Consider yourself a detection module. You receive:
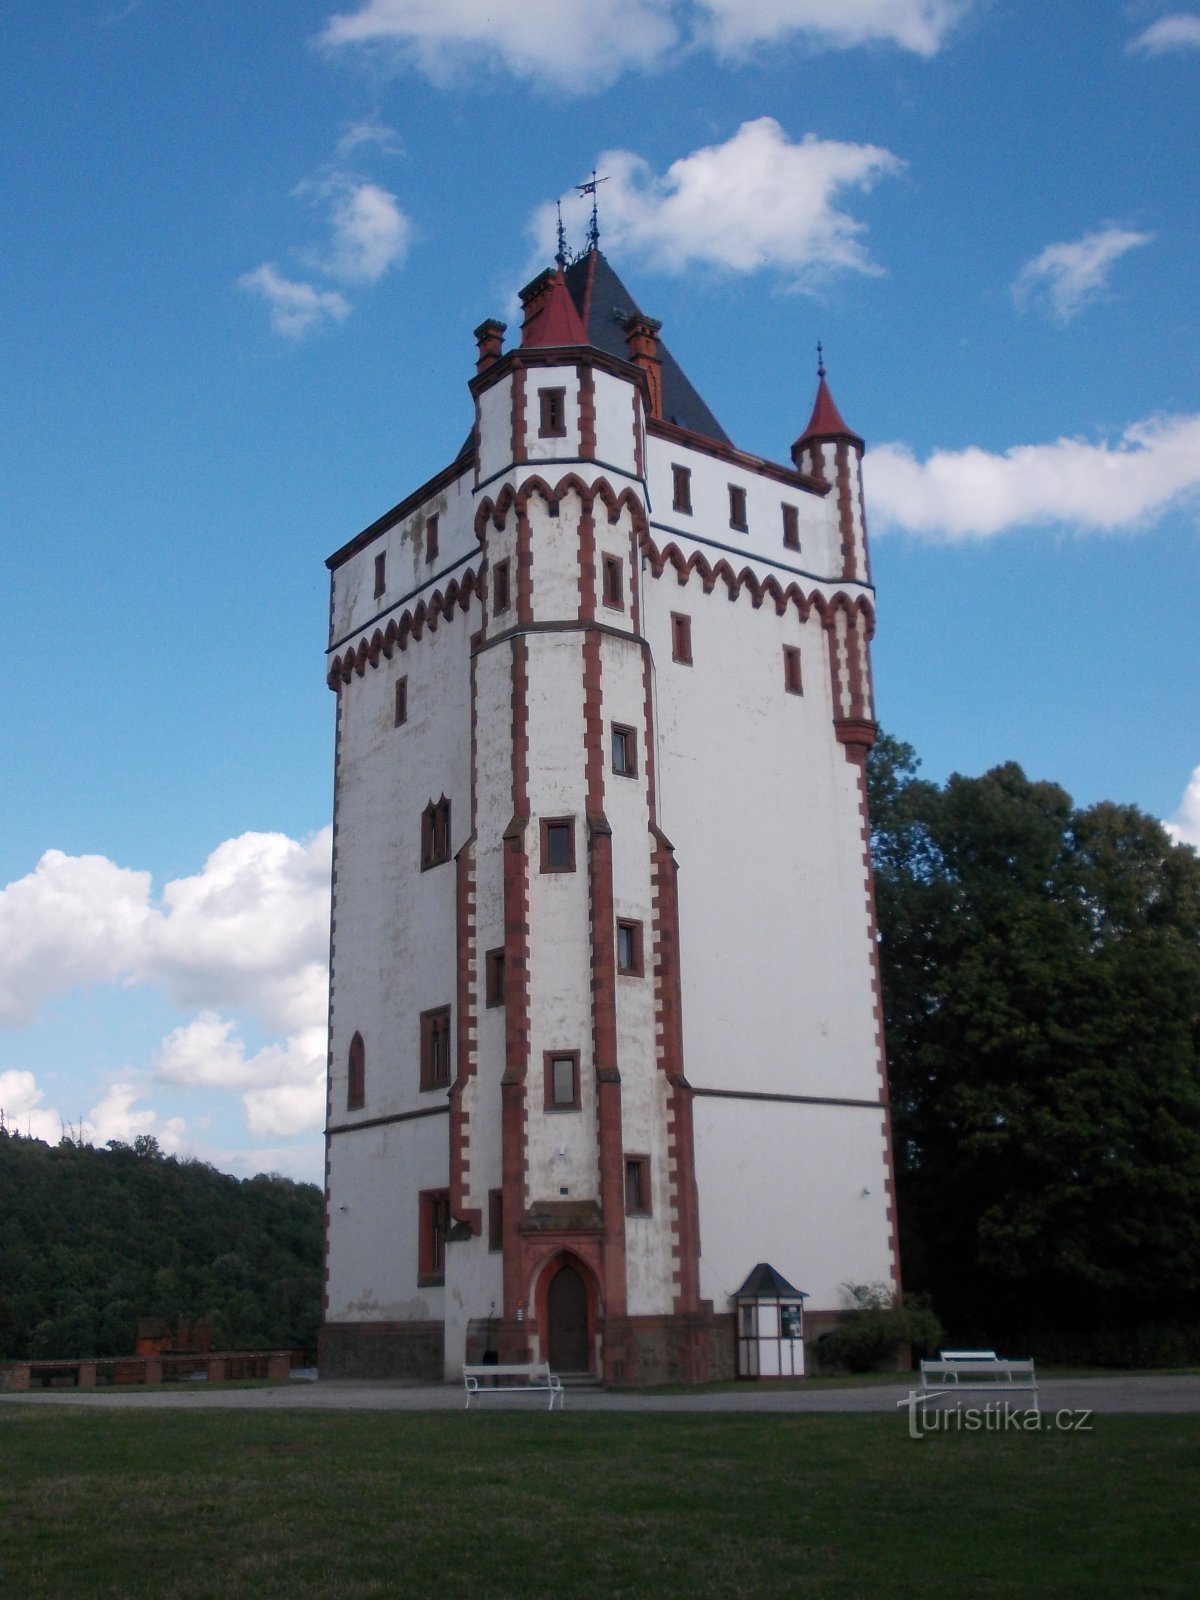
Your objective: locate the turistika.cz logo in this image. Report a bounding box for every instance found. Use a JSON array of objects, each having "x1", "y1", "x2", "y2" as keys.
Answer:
[{"x1": 898, "y1": 1393, "x2": 1094, "y2": 1440}]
